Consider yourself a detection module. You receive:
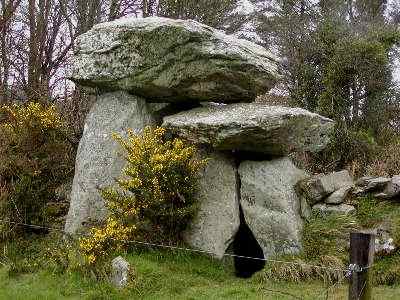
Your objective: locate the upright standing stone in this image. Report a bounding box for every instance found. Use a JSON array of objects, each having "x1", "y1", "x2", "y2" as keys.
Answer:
[
  {"x1": 184, "y1": 151, "x2": 240, "y2": 259},
  {"x1": 65, "y1": 91, "x2": 155, "y2": 234},
  {"x1": 239, "y1": 157, "x2": 308, "y2": 259}
]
